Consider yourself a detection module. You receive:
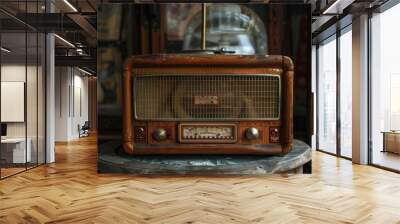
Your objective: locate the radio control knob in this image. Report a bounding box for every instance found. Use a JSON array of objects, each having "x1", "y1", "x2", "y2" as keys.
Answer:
[
  {"x1": 246, "y1": 127, "x2": 259, "y2": 140},
  {"x1": 153, "y1": 128, "x2": 167, "y2": 141}
]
